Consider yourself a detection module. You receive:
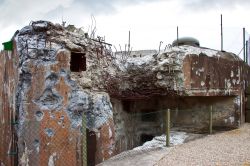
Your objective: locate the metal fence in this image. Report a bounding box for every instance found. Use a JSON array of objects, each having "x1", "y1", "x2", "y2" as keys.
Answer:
[
  {"x1": 0, "y1": 96, "x2": 232, "y2": 166},
  {"x1": 0, "y1": 113, "x2": 88, "y2": 166}
]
